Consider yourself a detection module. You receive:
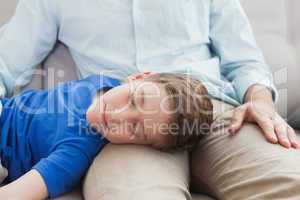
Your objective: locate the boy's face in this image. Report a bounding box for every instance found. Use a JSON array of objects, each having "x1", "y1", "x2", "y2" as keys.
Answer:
[{"x1": 86, "y1": 73, "x2": 173, "y2": 147}]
